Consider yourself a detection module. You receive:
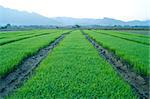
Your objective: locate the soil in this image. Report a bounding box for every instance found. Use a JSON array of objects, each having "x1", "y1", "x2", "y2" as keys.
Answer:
[{"x1": 82, "y1": 30, "x2": 149, "y2": 99}]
